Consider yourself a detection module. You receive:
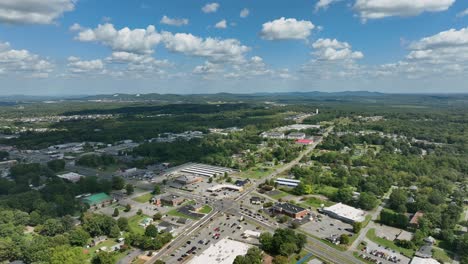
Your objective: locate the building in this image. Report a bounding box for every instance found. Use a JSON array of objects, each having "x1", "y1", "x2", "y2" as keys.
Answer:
[
  {"x1": 57, "y1": 172, "x2": 84, "y2": 183},
  {"x1": 261, "y1": 132, "x2": 285, "y2": 139},
  {"x1": 242, "y1": 230, "x2": 261, "y2": 238},
  {"x1": 235, "y1": 179, "x2": 250, "y2": 187},
  {"x1": 82, "y1": 193, "x2": 112, "y2": 206},
  {"x1": 410, "y1": 257, "x2": 440, "y2": 264},
  {"x1": 152, "y1": 195, "x2": 185, "y2": 207},
  {"x1": 275, "y1": 178, "x2": 300, "y2": 187},
  {"x1": 188, "y1": 238, "x2": 251, "y2": 264},
  {"x1": 175, "y1": 175, "x2": 203, "y2": 185},
  {"x1": 250, "y1": 196, "x2": 263, "y2": 205},
  {"x1": 207, "y1": 184, "x2": 243, "y2": 192},
  {"x1": 415, "y1": 245, "x2": 433, "y2": 258},
  {"x1": 287, "y1": 132, "x2": 306, "y2": 140},
  {"x1": 410, "y1": 211, "x2": 424, "y2": 227},
  {"x1": 322, "y1": 203, "x2": 366, "y2": 223},
  {"x1": 296, "y1": 139, "x2": 314, "y2": 145},
  {"x1": 180, "y1": 163, "x2": 233, "y2": 178},
  {"x1": 273, "y1": 203, "x2": 309, "y2": 219}
]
